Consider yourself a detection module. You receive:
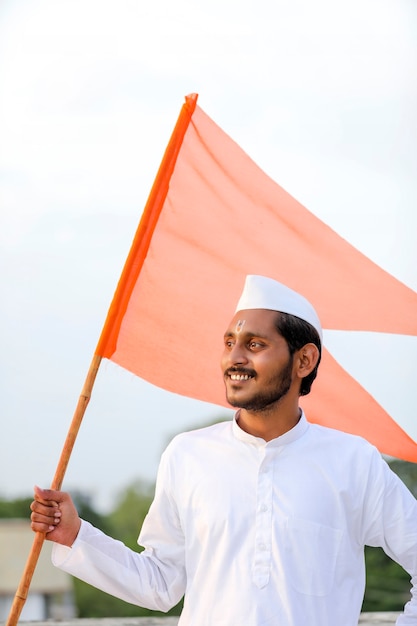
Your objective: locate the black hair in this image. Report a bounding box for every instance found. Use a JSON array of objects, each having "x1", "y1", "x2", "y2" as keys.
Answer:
[{"x1": 274, "y1": 312, "x2": 322, "y2": 396}]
